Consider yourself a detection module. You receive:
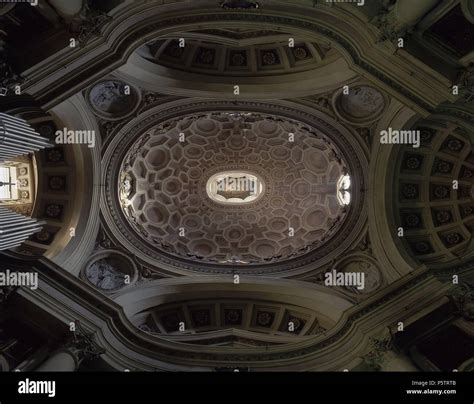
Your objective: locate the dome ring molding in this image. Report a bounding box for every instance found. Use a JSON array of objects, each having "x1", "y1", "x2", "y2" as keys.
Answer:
[{"x1": 101, "y1": 99, "x2": 368, "y2": 277}]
